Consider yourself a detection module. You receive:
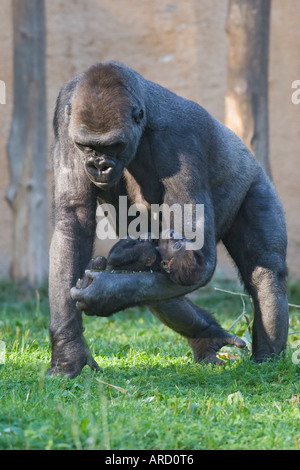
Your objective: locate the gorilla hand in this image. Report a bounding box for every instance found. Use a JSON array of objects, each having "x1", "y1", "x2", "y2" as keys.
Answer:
[{"x1": 70, "y1": 270, "x2": 191, "y2": 316}]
